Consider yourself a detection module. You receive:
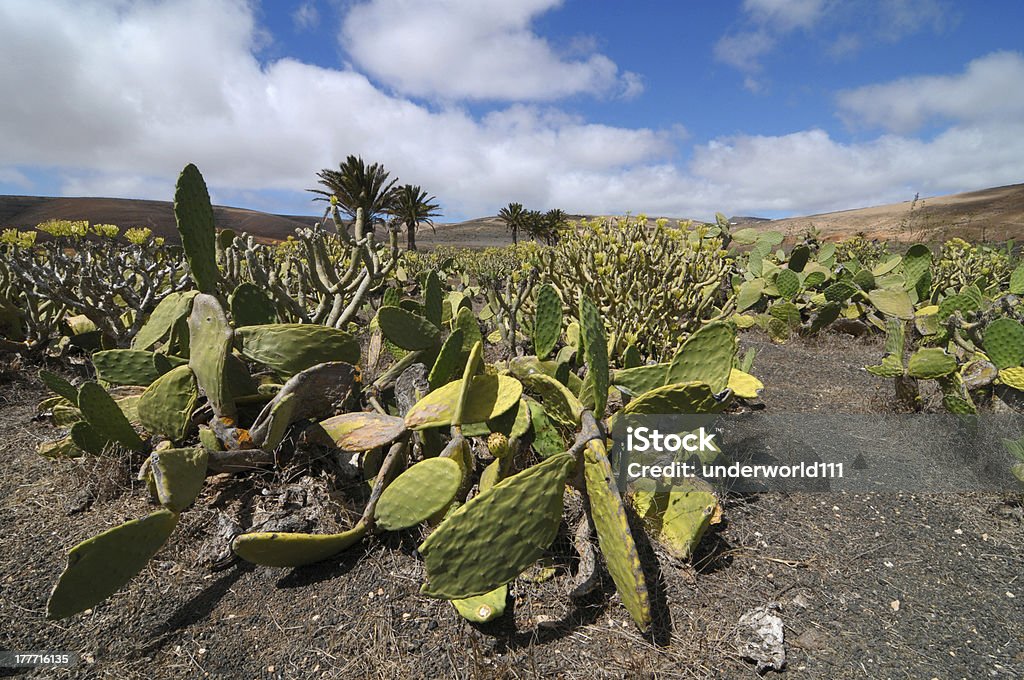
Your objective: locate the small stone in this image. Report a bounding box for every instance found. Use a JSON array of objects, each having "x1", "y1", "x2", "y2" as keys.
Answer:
[{"x1": 890, "y1": 600, "x2": 900, "y2": 612}]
